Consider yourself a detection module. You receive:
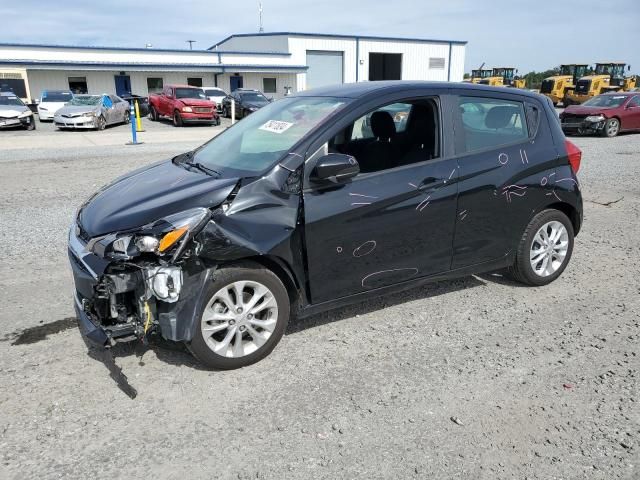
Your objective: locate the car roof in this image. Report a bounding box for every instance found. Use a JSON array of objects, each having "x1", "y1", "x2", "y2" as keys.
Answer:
[
  {"x1": 600, "y1": 91, "x2": 636, "y2": 96},
  {"x1": 294, "y1": 81, "x2": 544, "y2": 100},
  {"x1": 169, "y1": 84, "x2": 201, "y2": 88}
]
